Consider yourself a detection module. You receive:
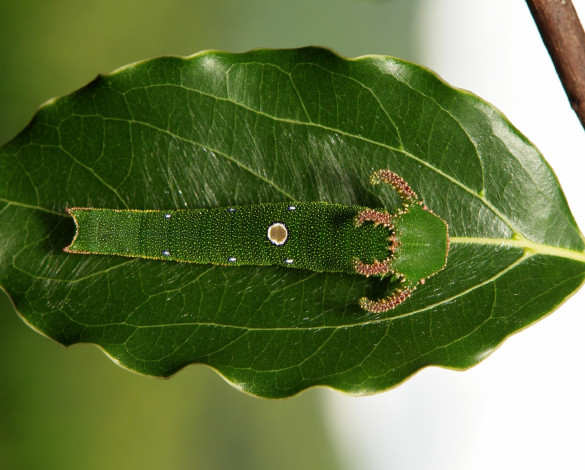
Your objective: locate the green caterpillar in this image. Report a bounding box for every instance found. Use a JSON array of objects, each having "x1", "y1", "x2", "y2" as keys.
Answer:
[{"x1": 65, "y1": 170, "x2": 449, "y2": 313}]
